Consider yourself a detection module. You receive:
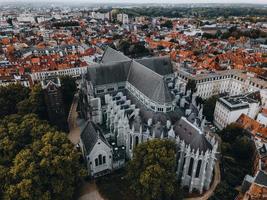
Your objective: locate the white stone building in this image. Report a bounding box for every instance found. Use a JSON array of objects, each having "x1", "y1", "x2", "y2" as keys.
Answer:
[
  {"x1": 79, "y1": 121, "x2": 113, "y2": 177},
  {"x1": 177, "y1": 68, "x2": 267, "y2": 99},
  {"x1": 214, "y1": 92, "x2": 261, "y2": 130},
  {"x1": 30, "y1": 66, "x2": 88, "y2": 81}
]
